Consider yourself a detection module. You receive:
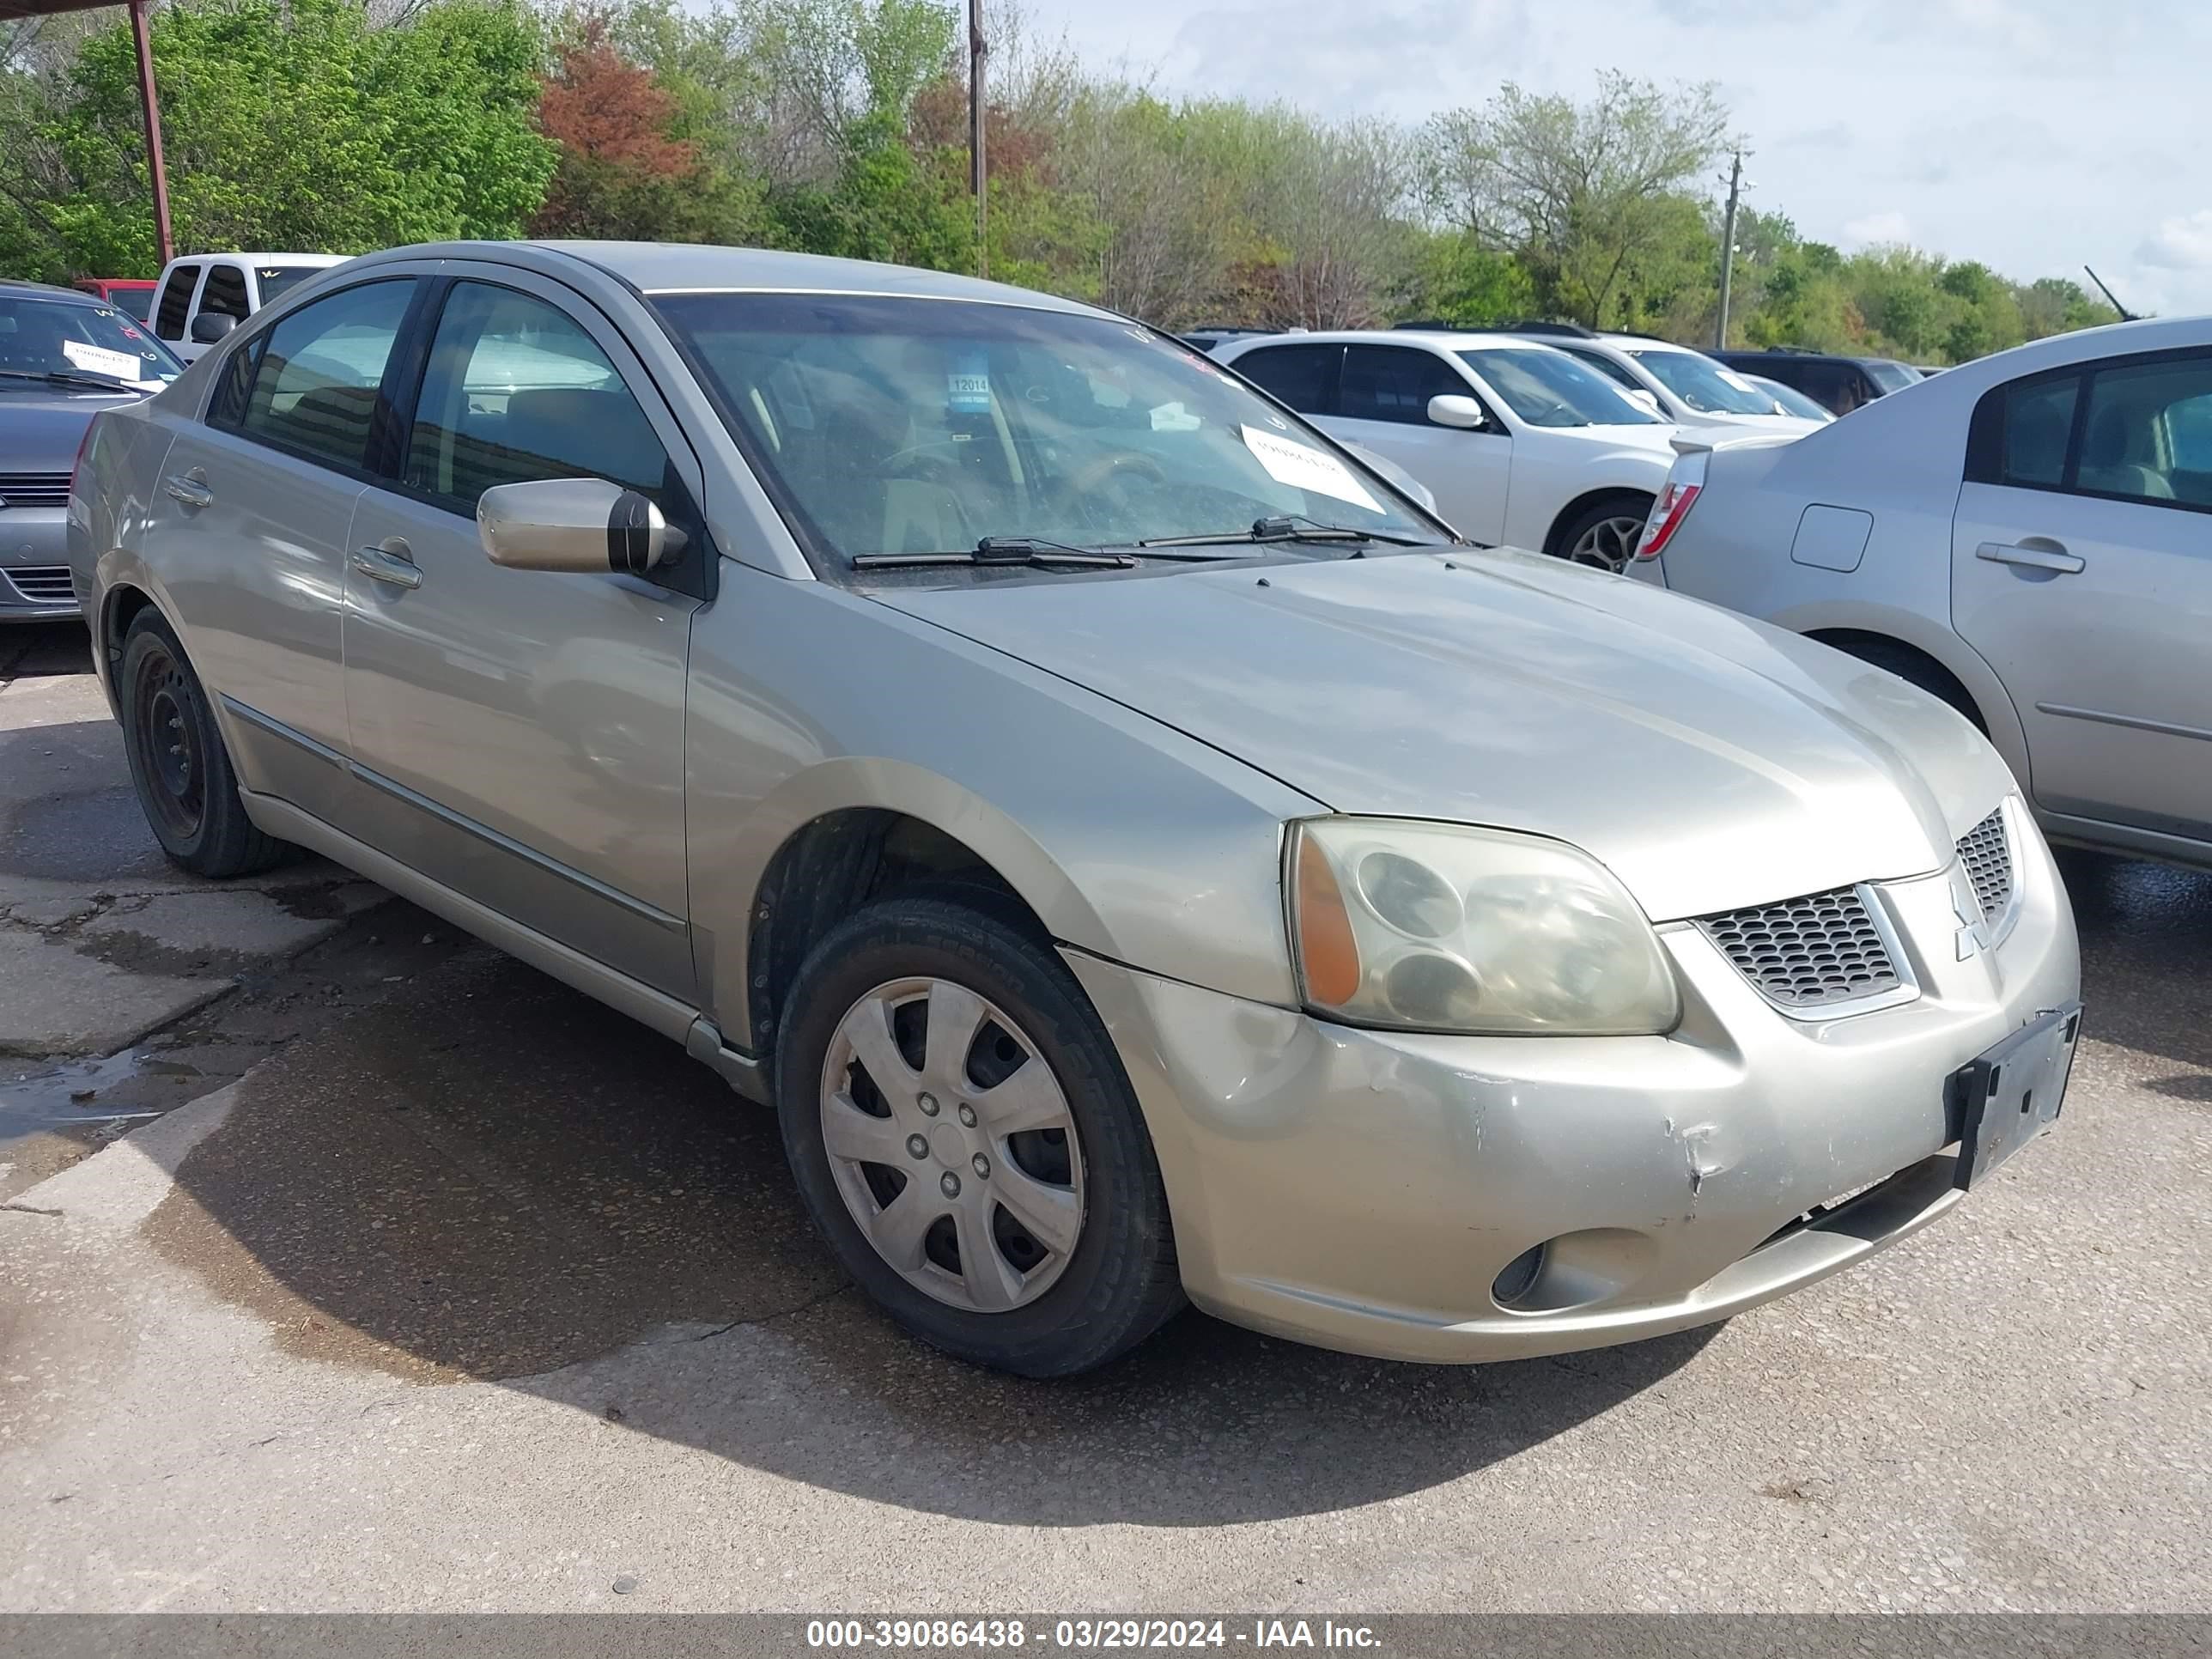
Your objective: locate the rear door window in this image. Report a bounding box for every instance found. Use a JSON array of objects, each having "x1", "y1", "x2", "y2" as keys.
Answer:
[
  {"x1": 235, "y1": 280, "x2": 417, "y2": 473},
  {"x1": 154, "y1": 265, "x2": 200, "y2": 340},
  {"x1": 198, "y1": 264, "x2": 250, "y2": 321},
  {"x1": 1340, "y1": 345, "x2": 1472, "y2": 425},
  {"x1": 2074, "y1": 354, "x2": 2212, "y2": 508},
  {"x1": 1231, "y1": 343, "x2": 1341, "y2": 414}
]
